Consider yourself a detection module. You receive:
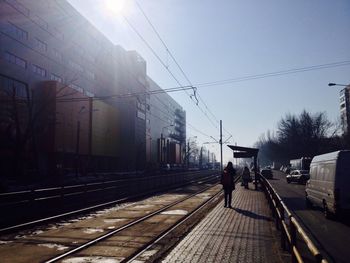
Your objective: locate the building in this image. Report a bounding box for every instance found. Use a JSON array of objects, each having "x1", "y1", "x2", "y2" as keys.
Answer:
[
  {"x1": 35, "y1": 81, "x2": 120, "y2": 175},
  {"x1": 339, "y1": 85, "x2": 350, "y2": 135},
  {"x1": 0, "y1": 0, "x2": 185, "y2": 176},
  {"x1": 147, "y1": 77, "x2": 186, "y2": 168}
]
